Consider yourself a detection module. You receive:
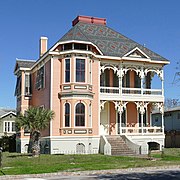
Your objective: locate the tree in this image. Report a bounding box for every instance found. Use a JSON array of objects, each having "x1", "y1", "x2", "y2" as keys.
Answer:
[
  {"x1": 16, "y1": 107, "x2": 55, "y2": 156},
  {"x1": 165, "y1": 98, "x2": 179, "y2": 108}
]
